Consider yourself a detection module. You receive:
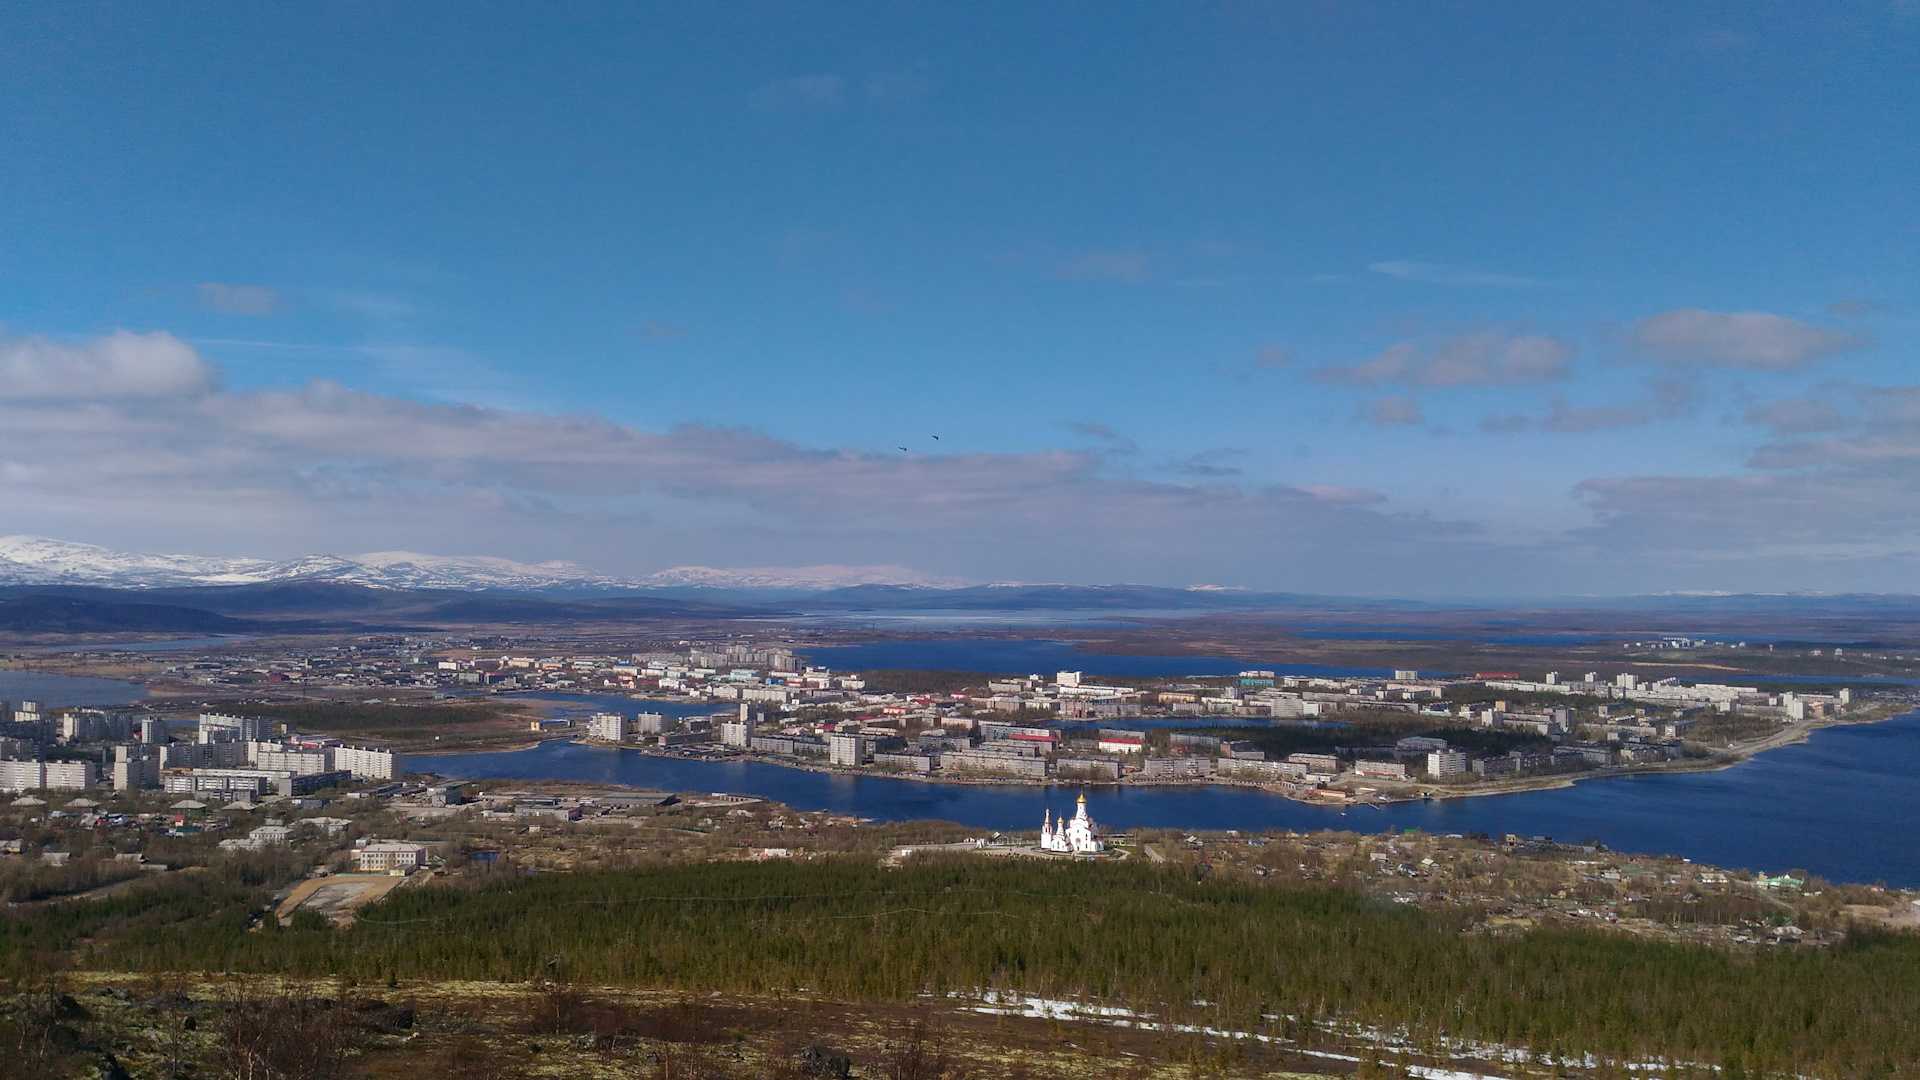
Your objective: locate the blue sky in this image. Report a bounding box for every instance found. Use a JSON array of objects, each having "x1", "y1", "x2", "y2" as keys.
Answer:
[{"x1": 2, "y1": 3, "x2": 1917, "y2": 594}]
